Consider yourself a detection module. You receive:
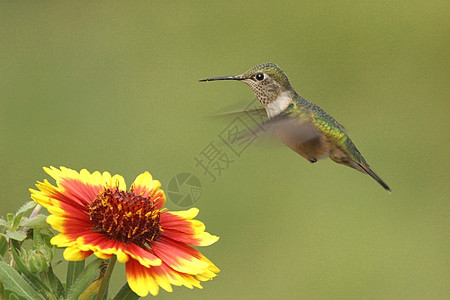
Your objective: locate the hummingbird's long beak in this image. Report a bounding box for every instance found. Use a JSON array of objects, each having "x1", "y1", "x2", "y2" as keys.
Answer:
[{"x1": 199, "y1": 75, "x2": 244, "y2": 82}]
